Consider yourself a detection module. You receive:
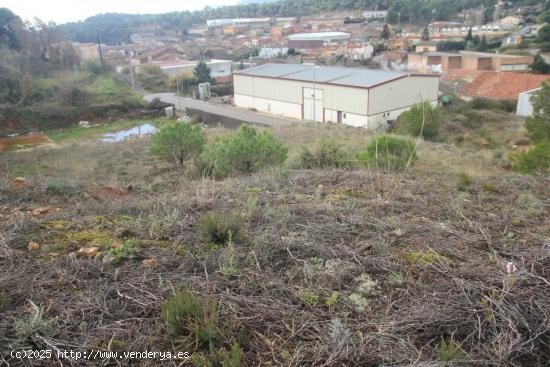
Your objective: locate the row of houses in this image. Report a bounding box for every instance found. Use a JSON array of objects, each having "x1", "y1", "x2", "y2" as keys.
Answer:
[
  {"x1": 428, "y1": 16, "x2": 524, "y2": 35},
  {"x1": 408, "y1": 51, "x2": 534, "y2": 73}
]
